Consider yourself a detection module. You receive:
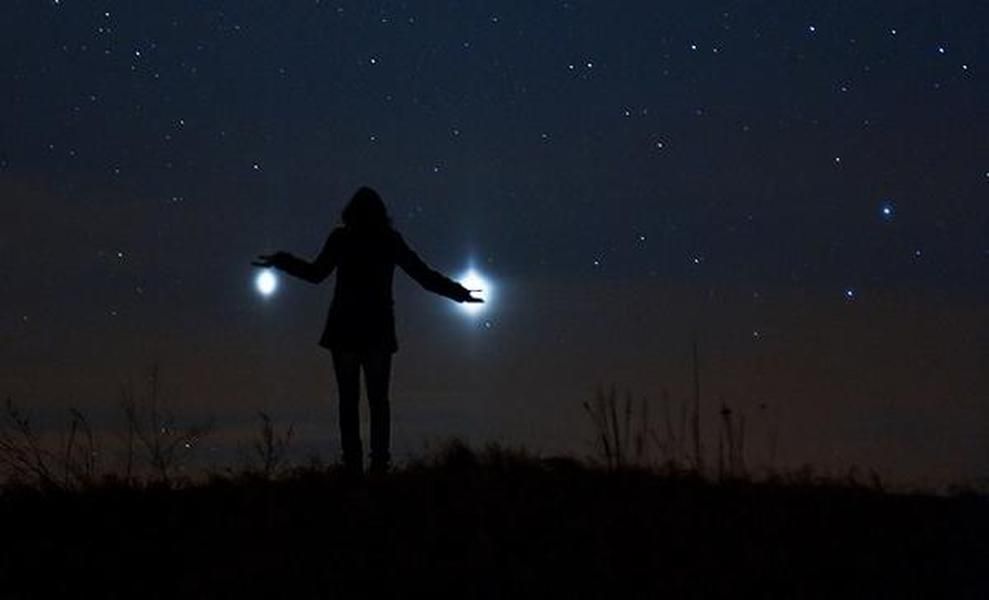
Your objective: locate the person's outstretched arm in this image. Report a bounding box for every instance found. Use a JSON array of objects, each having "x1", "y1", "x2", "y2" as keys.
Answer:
[
  {"x1": 395, "y1": 233, "x2": 476, "y2": 302},
  {"x1": 253, "y1": 228, "x2": 342, "y2": 284}
]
